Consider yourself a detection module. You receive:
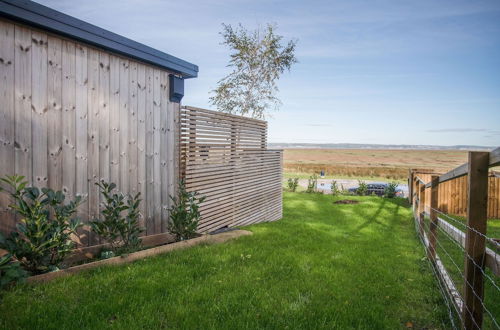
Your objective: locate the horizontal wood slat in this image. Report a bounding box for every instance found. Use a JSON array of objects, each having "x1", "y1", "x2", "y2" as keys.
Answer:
[
  {"x1": 414, "y1": 171, "x2": 500, "y2": 219},
  {"x1": 180, "y1": 106, "x2": 282, "y2": 233}
]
